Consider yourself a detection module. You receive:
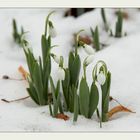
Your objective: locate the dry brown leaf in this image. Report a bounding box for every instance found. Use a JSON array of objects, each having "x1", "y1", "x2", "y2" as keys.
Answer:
[
  {"x1": 56, "y1": 113, "x2": 69, "y2": 121},
  {"x1": 79, "y1": 35, "x2": 92, "y2": 45},
  {"x1": 107, "y1": 105, "x2": 135, "y2": 118},
  {"x1": 18, "y1": 66, "x2": 29, "y2": 79},
  {"x1": 74, "y1": 34, "x2": 92, "y2": 45},
  {"x1": 115, "y1": 11, "x2": 129, "y2": 20}
]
